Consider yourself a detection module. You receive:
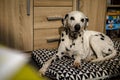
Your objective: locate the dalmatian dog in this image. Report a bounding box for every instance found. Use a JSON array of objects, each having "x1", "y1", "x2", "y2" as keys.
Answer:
[{"x1": 39, "y1": 11, "x2": 117, "y2": 75}]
